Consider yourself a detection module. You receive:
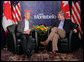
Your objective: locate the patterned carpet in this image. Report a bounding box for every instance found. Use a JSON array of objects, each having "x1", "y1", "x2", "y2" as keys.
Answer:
[{"x1": 1, "y1": 48, "x2": 83, "y2": 61}]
